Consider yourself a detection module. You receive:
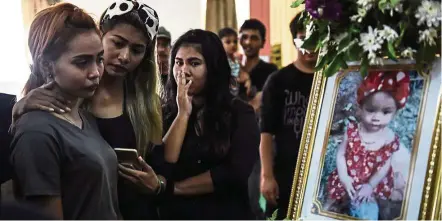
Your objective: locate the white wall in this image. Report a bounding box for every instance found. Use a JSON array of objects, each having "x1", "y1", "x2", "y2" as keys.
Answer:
[
  {"x1": 0, "y1": 0, "x2": 248, "y2": 96},
  {"x1": 0, "y1": 1, "x2": 28, "y2": 96},
  {"x1": 66, "y1": 0, "x2": 204, "y2": 42}
]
